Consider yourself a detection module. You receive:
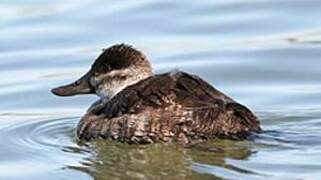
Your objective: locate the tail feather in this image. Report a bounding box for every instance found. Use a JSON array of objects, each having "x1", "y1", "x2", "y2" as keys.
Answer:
[{"x1": 226, "y1": 103, "x2": 261, "y2": 132}]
